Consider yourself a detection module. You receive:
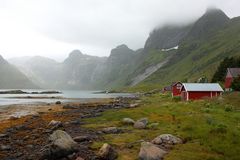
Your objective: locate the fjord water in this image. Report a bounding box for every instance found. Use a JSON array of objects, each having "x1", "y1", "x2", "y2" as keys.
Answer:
[{"x1": 0, "y1": 89, "x2": 133, "y2": 106}]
